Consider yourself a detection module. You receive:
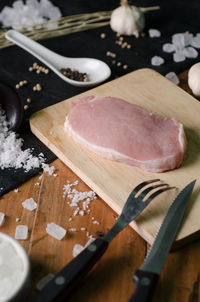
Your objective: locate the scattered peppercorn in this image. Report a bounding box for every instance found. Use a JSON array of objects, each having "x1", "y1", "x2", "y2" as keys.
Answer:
[
  {"x1": 60, "y1": 68, "x2": 88, "y2": 82},
  {"x1": 29, "y1": 63, "x2": 50, "y2": 75},
  {"x1": 100, "y1": 33, "x2": 106, "y2": 39},
  {"x1": 15, "y1": 80, "x2": 28, "y2": 89}
]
